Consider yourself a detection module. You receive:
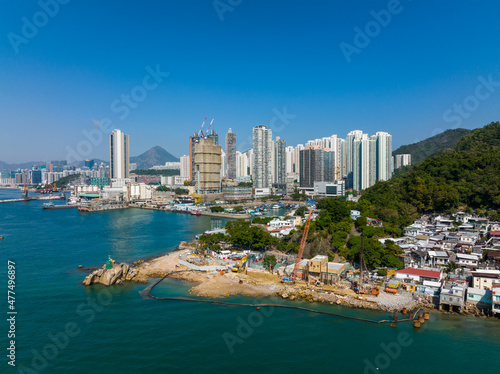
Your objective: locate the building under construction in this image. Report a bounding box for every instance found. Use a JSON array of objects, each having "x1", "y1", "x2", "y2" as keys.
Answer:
[{"x1": 194, "y1": 138, "x2": 222, "y2": 194}]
